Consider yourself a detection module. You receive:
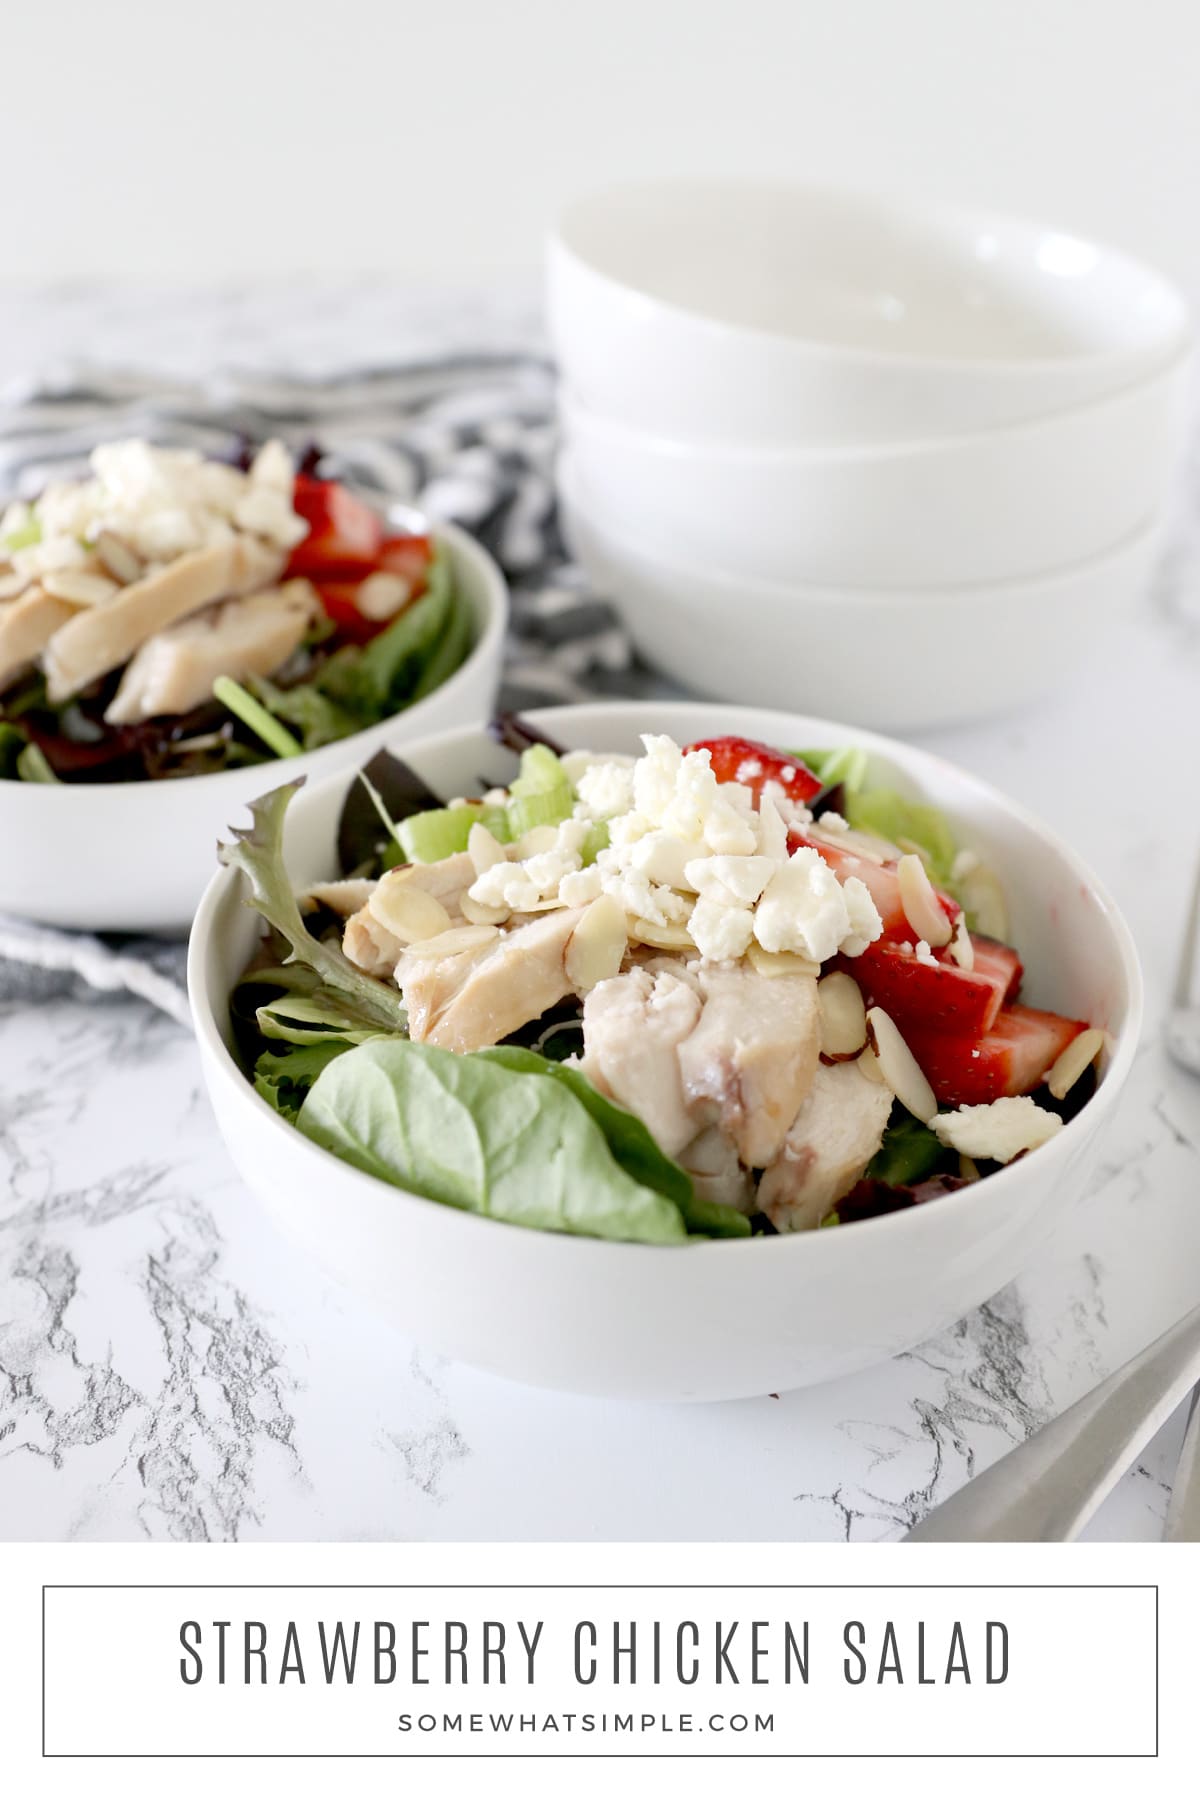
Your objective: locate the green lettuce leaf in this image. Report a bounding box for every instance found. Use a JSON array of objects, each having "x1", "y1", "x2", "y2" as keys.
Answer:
[
  {"x1": 254, "y1": 1041, "x2": 352, "y2": 1121},
  {"x1": 297, "y1": 1037, "x2": 689, "y2": 1244},
  {"x1": 845, "y1": 787, "x2": 957, "y2": 883},
  {"x1": 217, "y1": 781, "x2": 408, "y2": 1033}
]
